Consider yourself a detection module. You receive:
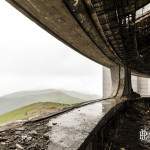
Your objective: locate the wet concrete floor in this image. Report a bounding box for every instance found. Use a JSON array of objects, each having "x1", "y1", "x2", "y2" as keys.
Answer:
[
  {"x1": 91, "y1": 98, "x2": 150, "y2": 150},
  {"x1": 0, "y1": 98, "x2": 150, "y2": 150},
  {"x1": 0, "y1": 99, "x2": 116, "y2": 150}
]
